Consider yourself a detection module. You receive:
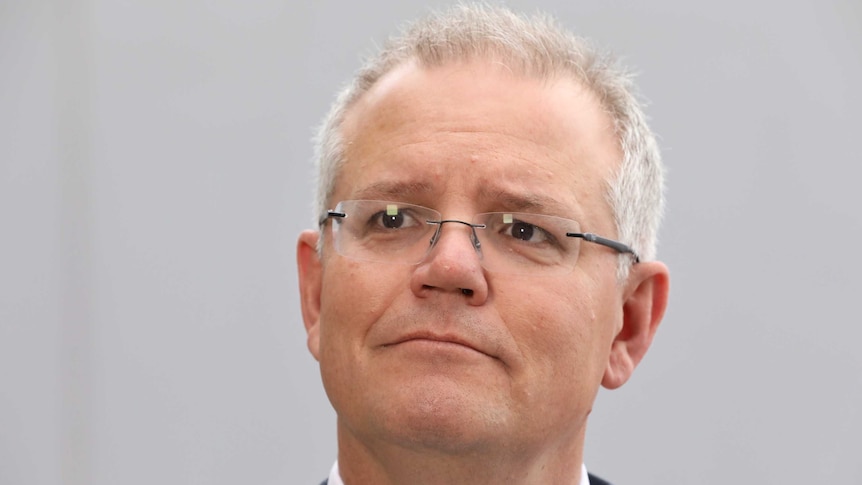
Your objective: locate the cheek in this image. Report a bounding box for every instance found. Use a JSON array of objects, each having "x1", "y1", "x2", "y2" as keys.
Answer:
[
  {"x1": 503, "y1": 283, "x2": 585, "y2": 358},
  {"x1": 316, "y1": 261, "x2": 409, "y2": 410},
  {"x1": 502, "y1": 277, "x2": 608, "y2": 382},
  {"x1": 317, "y1": 260, "x2": 407, "y2": 355}
]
